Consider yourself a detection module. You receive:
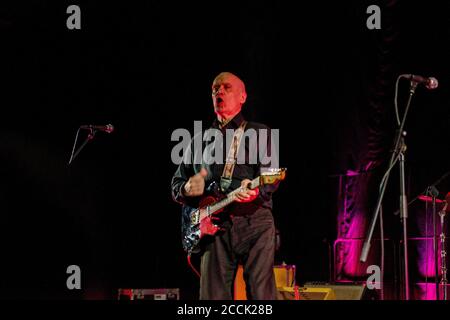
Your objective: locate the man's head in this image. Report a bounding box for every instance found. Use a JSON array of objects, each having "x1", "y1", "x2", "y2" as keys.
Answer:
[{"x1": 212, "y1": 72, "x2": 247, "y2": 120}]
